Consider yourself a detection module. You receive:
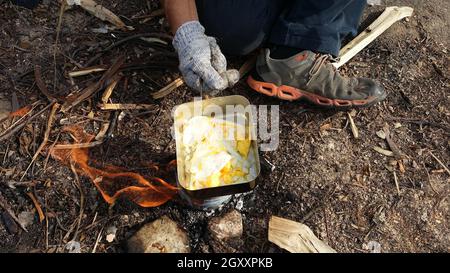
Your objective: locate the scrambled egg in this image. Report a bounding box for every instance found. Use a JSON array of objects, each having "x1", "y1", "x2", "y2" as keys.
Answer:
[{"x1": 182, "y1": 116, "x2": 257, "y2": 190}]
